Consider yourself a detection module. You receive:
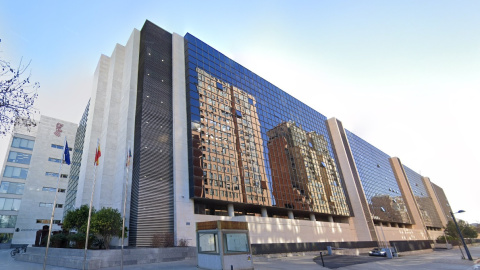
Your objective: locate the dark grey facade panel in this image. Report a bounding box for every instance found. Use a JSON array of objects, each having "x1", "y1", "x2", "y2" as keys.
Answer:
[{"x1": 130, "y1": 20, "x2": 174, "y2": 247}]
